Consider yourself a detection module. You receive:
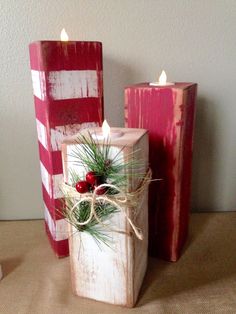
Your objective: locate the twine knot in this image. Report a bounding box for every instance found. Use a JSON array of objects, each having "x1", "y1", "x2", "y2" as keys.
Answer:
[{"x1": 62, "y1": 168, "x2": 152, "y2": 240}]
